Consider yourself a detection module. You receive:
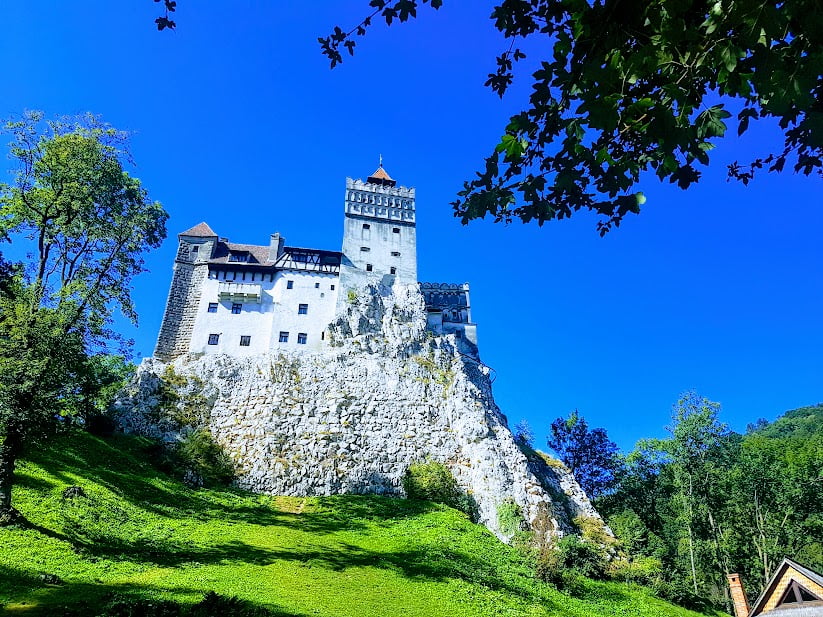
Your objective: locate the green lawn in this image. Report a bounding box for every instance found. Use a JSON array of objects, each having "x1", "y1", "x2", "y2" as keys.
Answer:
[{"x1": 1, "y1": 431, "x2": 724, "y2": 617}]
